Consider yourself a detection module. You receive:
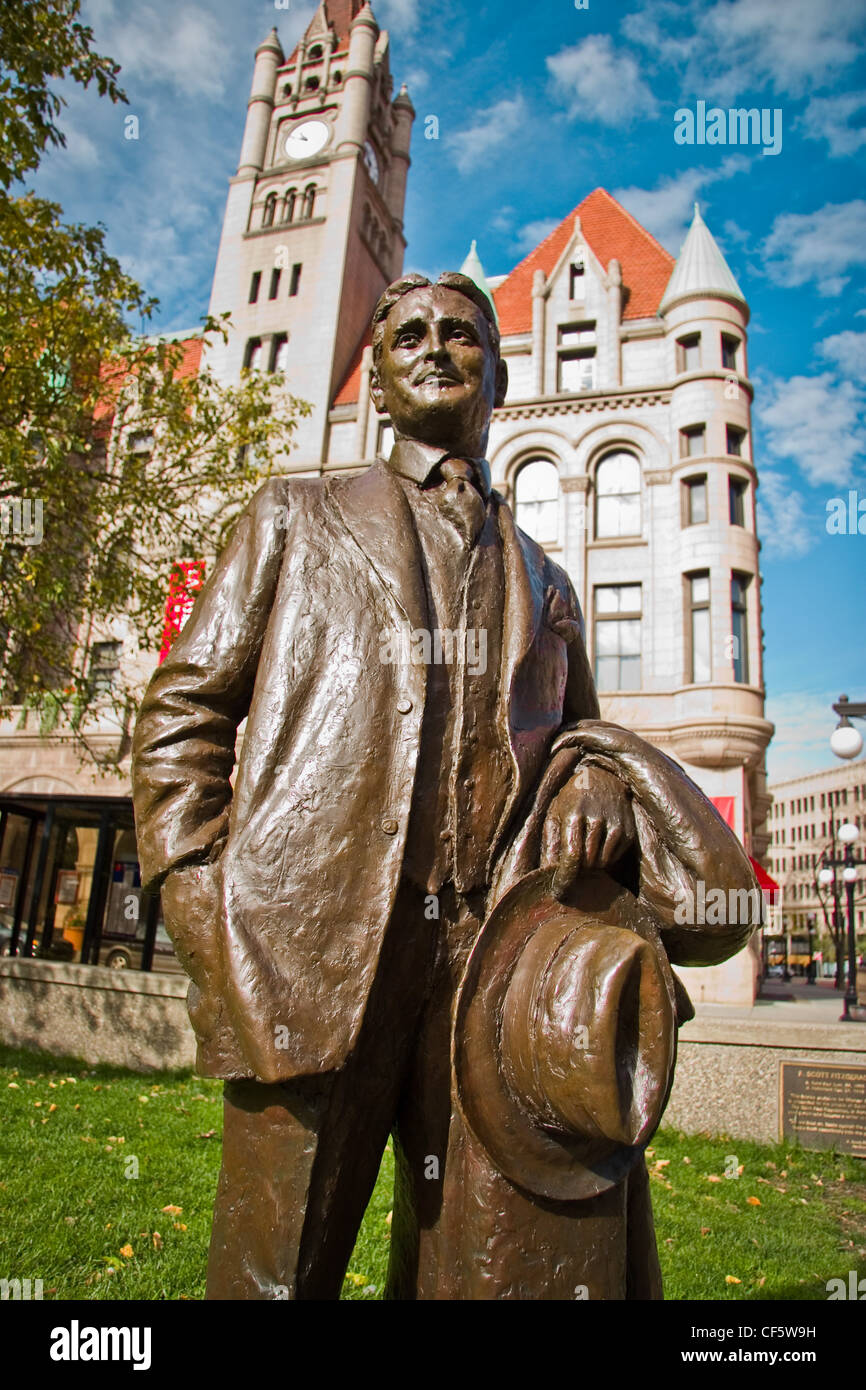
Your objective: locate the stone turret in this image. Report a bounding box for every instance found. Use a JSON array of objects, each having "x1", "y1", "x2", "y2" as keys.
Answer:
[{"x1": 238, "y1": 28, "x2": 284, "y2": 177}]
